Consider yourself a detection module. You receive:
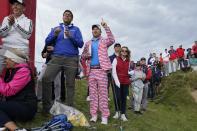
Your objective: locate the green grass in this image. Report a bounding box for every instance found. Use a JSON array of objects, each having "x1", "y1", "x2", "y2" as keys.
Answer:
[{"x1": 18, "y1": 71, "x2": 197, "y2": 131}]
